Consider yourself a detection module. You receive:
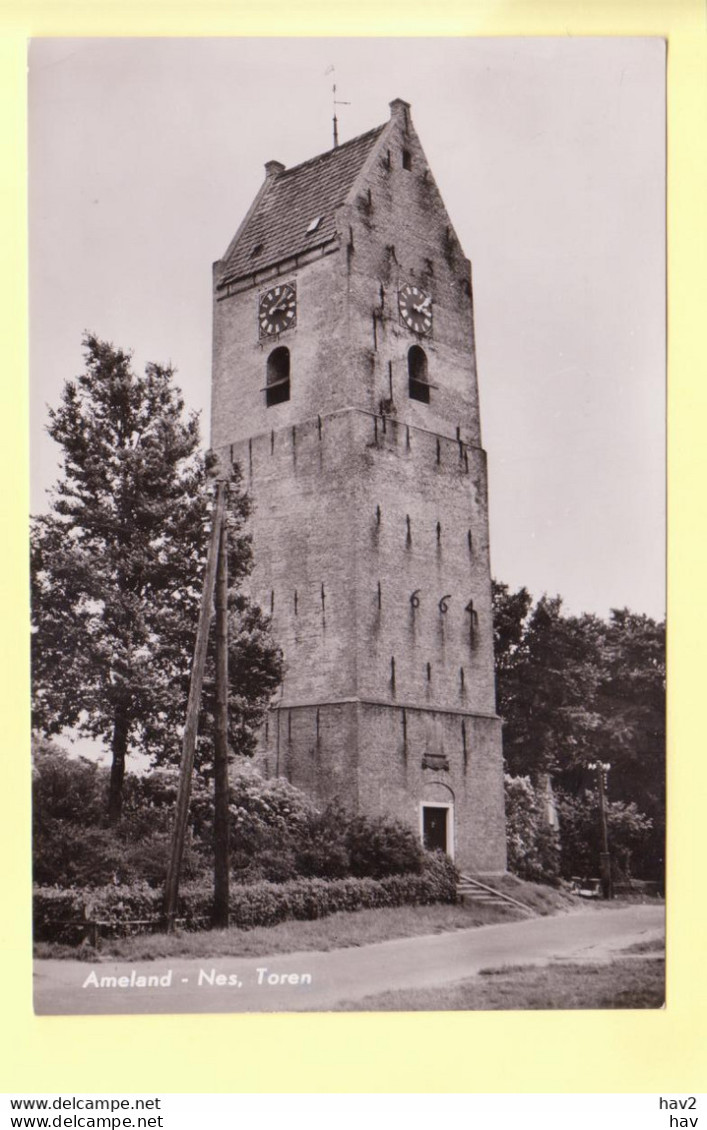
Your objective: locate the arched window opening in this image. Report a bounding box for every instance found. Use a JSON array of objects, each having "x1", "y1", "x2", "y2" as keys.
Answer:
[
  {"x1": 266, "y1": 347, "x2": 290, "y2": 406},
  {"x1": 408, "y1": 345, "x2": 430, "y2": 404},
  {"x1": 402, "y1": 149, "x2": 412, "y2": 171}
]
